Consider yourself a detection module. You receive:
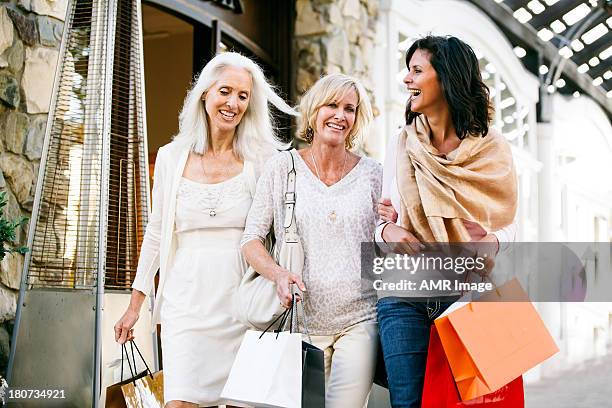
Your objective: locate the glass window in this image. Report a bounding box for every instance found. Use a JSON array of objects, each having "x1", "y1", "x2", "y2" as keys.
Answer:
[{"x1": 478, "y1": 54, "x2": 530, "y2": 148}]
